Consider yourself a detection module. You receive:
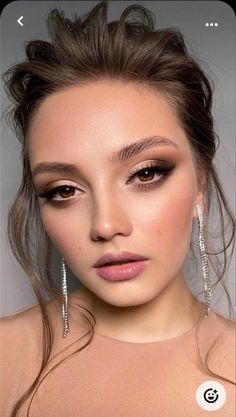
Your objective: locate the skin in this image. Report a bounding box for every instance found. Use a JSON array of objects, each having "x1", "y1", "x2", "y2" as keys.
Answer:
[{"x1": 29, "y1": 80, "x2": 205, "y2": 343}]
